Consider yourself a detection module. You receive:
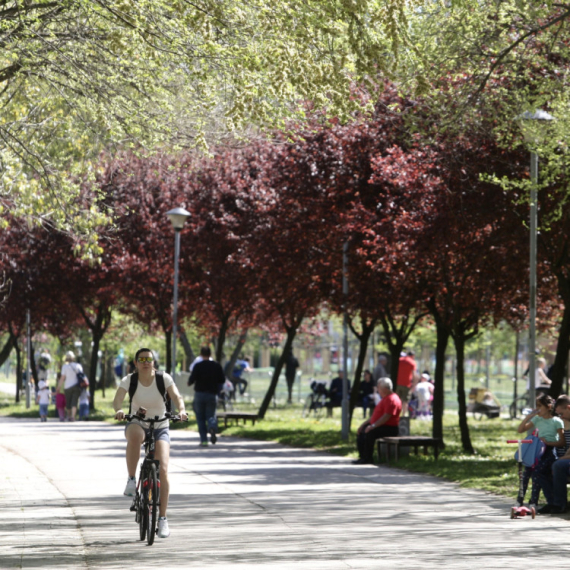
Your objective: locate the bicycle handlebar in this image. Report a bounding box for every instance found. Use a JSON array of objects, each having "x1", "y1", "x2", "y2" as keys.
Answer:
[{"x1": 122, "y1": 412, "x2": 186, "y2": 423}]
